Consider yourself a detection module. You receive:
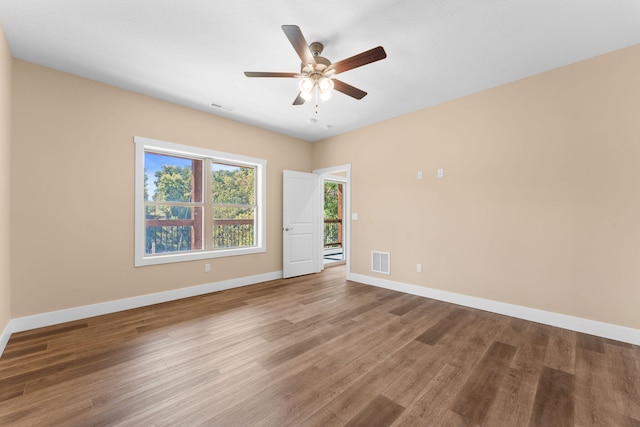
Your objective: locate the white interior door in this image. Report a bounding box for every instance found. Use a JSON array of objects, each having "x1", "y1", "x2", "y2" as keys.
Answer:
[{"x1": 283, "y1": 170, "x2": 320, "y2": 278}]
